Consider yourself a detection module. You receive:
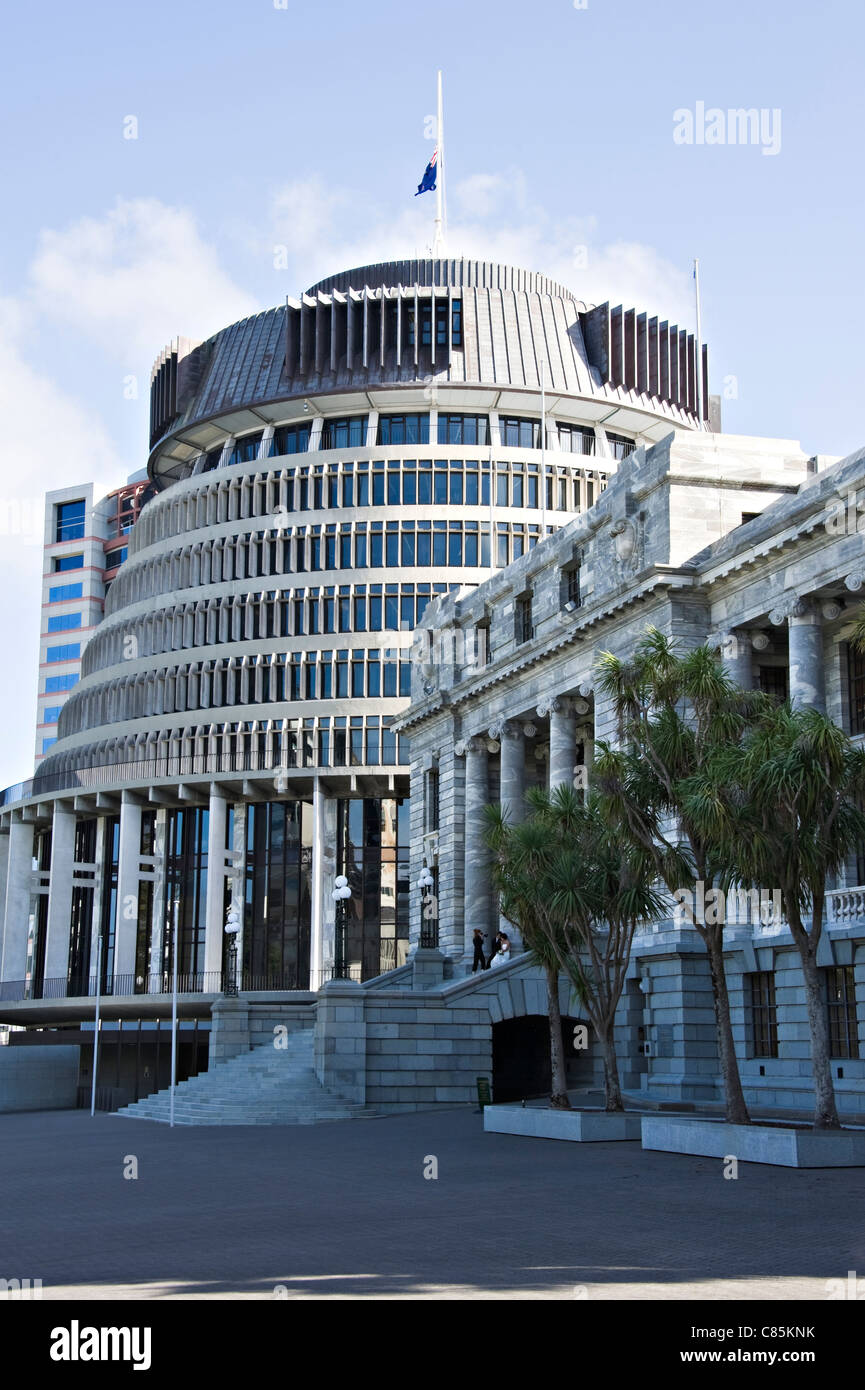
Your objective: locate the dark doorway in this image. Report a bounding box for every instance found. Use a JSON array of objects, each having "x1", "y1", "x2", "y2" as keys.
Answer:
[{"x1": 492, "y1": 1014, "x2": 594, "y2": 1102}]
